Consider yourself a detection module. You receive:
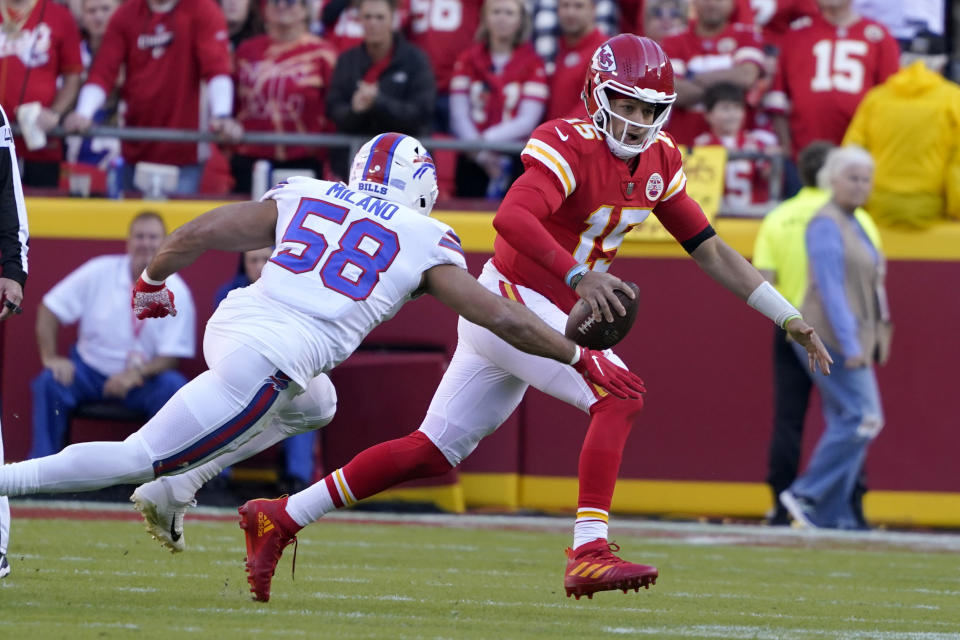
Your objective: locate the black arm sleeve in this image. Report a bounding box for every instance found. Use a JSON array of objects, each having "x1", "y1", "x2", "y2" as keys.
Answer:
[{"x1": 0, "y1": 105, "x2": 29, "y2": 287}]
